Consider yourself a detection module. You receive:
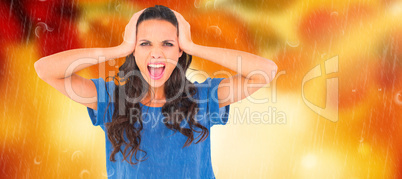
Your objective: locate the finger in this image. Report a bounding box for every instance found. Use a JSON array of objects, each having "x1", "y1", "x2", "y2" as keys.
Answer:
[
  {"x1": 172, "y1": 10, "x2": 182, "y2": 19},
  {"x1": 138, "y1": 8, "x2": 146, "y2": 13},
  {"x1": 132, "y1": 9, "x2": 145, "y2": 19}
]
